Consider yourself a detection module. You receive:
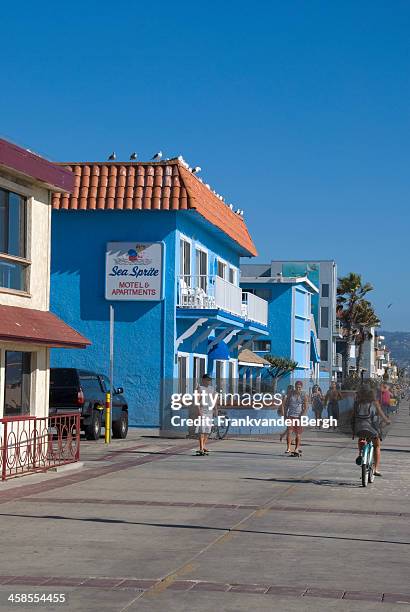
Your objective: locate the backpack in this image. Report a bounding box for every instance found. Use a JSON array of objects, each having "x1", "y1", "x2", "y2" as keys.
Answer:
[{"x1": 351, "y1": 401, "x2": 378, "y2": 438}]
